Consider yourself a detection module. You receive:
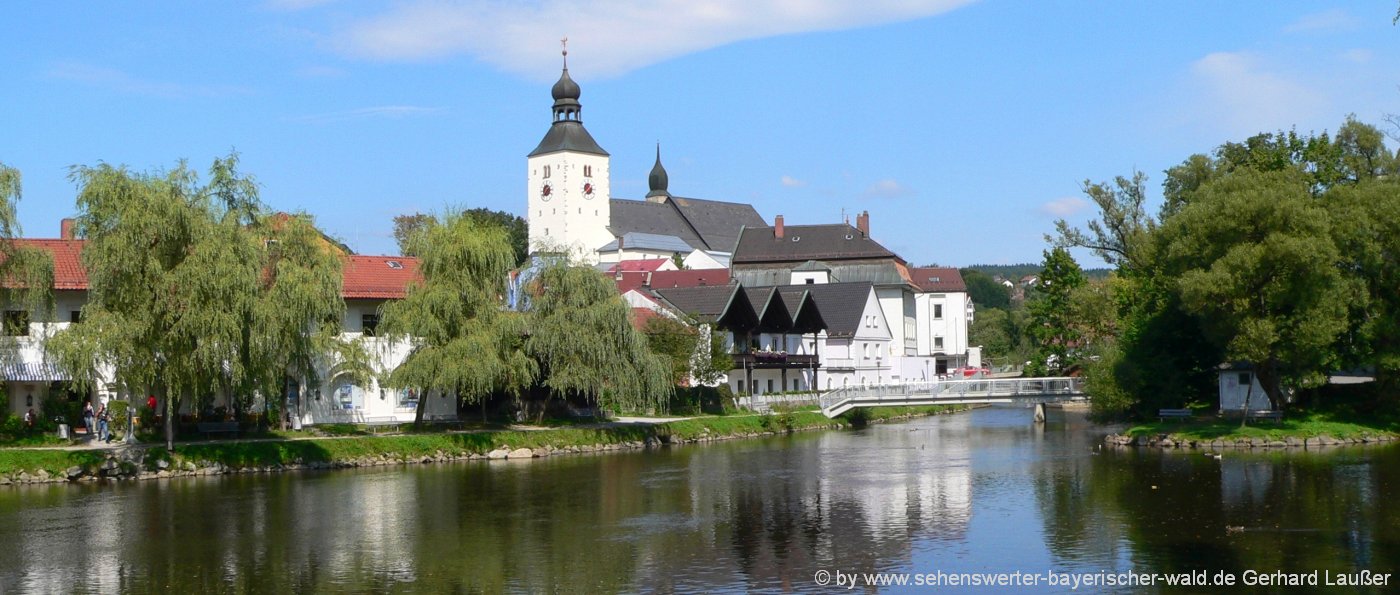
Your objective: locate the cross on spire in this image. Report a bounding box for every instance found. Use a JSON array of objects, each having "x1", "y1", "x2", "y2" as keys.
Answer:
[{"x1": 561, "y1": 37, "x2": 568, "y2": 66}]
